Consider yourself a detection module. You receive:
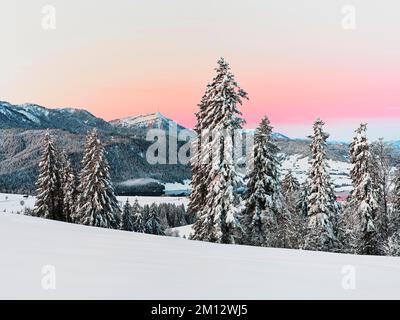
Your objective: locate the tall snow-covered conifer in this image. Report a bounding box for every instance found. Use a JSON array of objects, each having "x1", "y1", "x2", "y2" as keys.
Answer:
[
  {"x1": 34, "y1": 130, "x2": 63, "y2": 220},
  {"x1": 305, "y1": 119, "x2": 338, "y2": 251},
  {"x1": 75, "y1": 129, "x2": 121, "y2": 228},
  {"x1": 348, "y1": 124, "x2": 381, "y2": 255},
  {"x1": 191, "y1": 57, "x2": 248, "y2": 244},
  {"x1": 241, "y1": 116, "x2": 283, "y2": 247}
]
